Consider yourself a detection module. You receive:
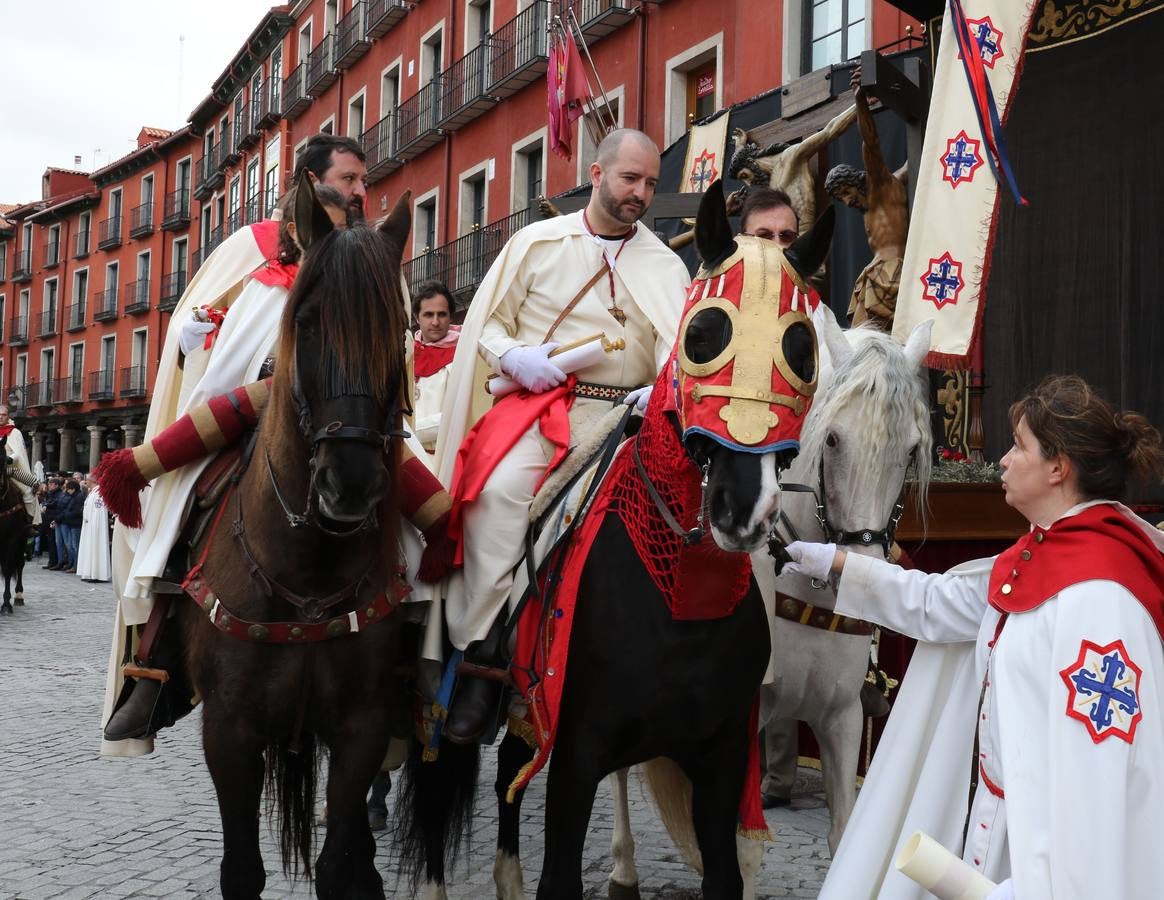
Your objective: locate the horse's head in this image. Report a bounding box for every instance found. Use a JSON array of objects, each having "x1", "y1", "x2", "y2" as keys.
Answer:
[
  {"x1": 798, "y1": 308, "x2": 933, "y2": 559},
  {"x1": 275, "y1": 173, "x2": 411, "y2": 531},
  {"x1": 674, "y1": 181, "x2": 831, "y2": 552}
]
